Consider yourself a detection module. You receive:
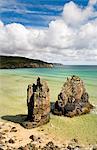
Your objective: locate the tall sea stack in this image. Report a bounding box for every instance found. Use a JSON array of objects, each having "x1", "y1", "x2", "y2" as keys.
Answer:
[
  {"x1": 52, "y1": 75, "x2": 93, "y2": 117},
  {"x1": 22, "y1": 77, "x2": 50, "y2": 128}
]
